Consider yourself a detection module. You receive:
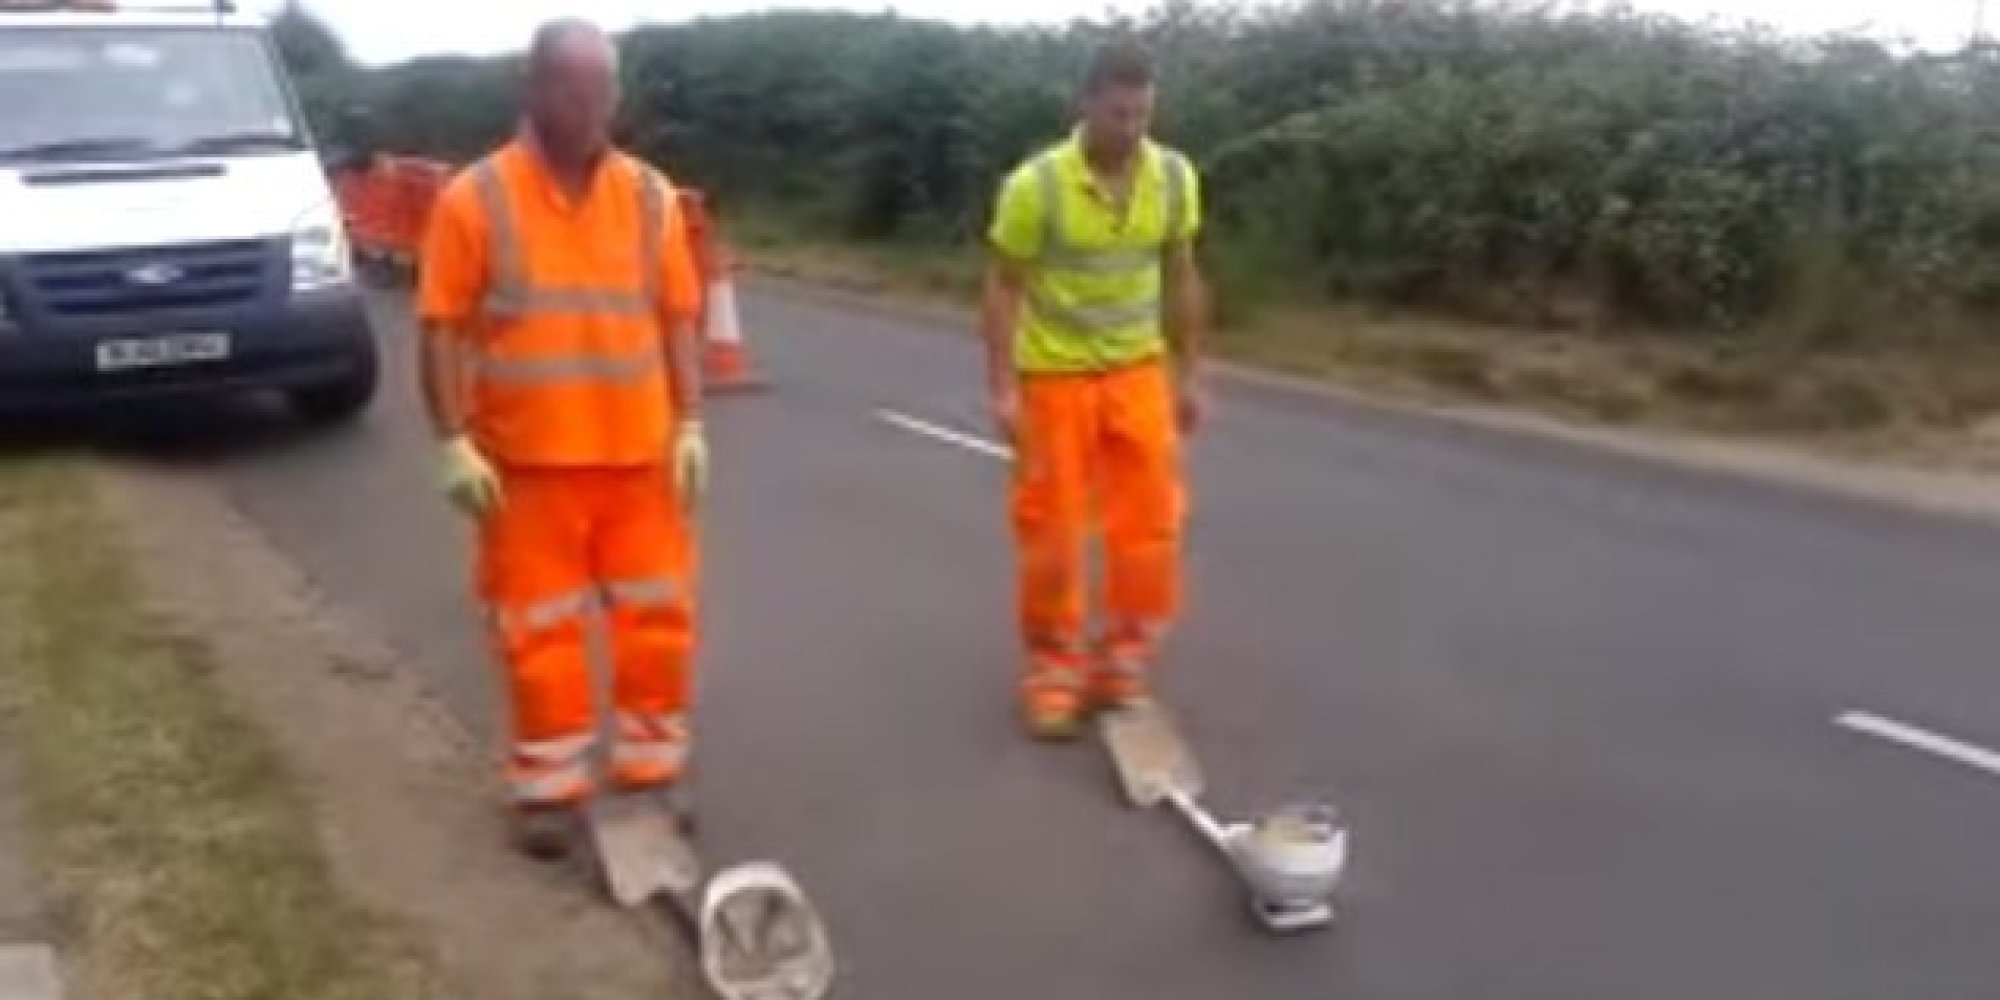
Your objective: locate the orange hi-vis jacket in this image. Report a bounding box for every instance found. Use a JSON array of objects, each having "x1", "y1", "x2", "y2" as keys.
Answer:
[{"x1": 419, "y1": 138, "x2": 702, "y2": 467}]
